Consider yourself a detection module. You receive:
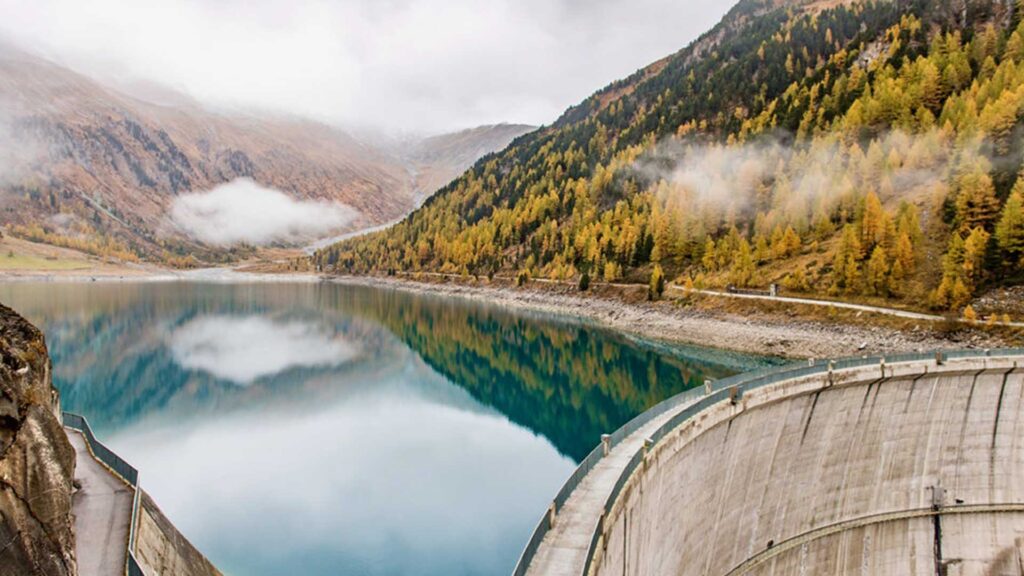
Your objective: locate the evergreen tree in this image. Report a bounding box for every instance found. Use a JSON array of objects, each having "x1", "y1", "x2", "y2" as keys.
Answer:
[
  {"x1": 954, "y1": 169, "x2": 1000, "y2": 231},
  {"x1": 962, "y1": 226, "x2": 991, "y2": 287},
  {"x1": 893, "y1": 231, "x2": 915, "y2": 273},
  {"x1": 649, "y1": 264, "x2": 666, "y2": 300},
  {"x1": 860, "y1": 190, "x2": 888, "y2": 254},
  {"x1": 730, "y1": 239, "x2": 756, "y2": 287},
  {"x1": 866, "y1": 246, "x2": 890, "y2": 296},
  {"x1": 996, "y1": 187, "x2": 1024, "y2": 267}
]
